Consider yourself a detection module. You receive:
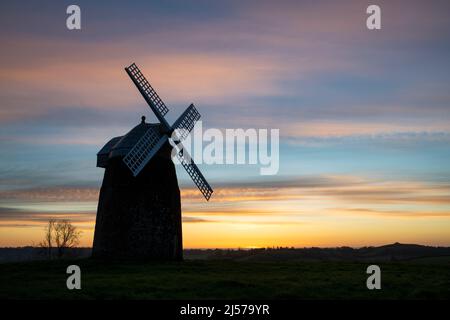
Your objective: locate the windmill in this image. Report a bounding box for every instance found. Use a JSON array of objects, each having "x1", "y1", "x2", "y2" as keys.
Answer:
[{"x1": 92, "y1": 63, "x2": 213, "y2": 260}]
